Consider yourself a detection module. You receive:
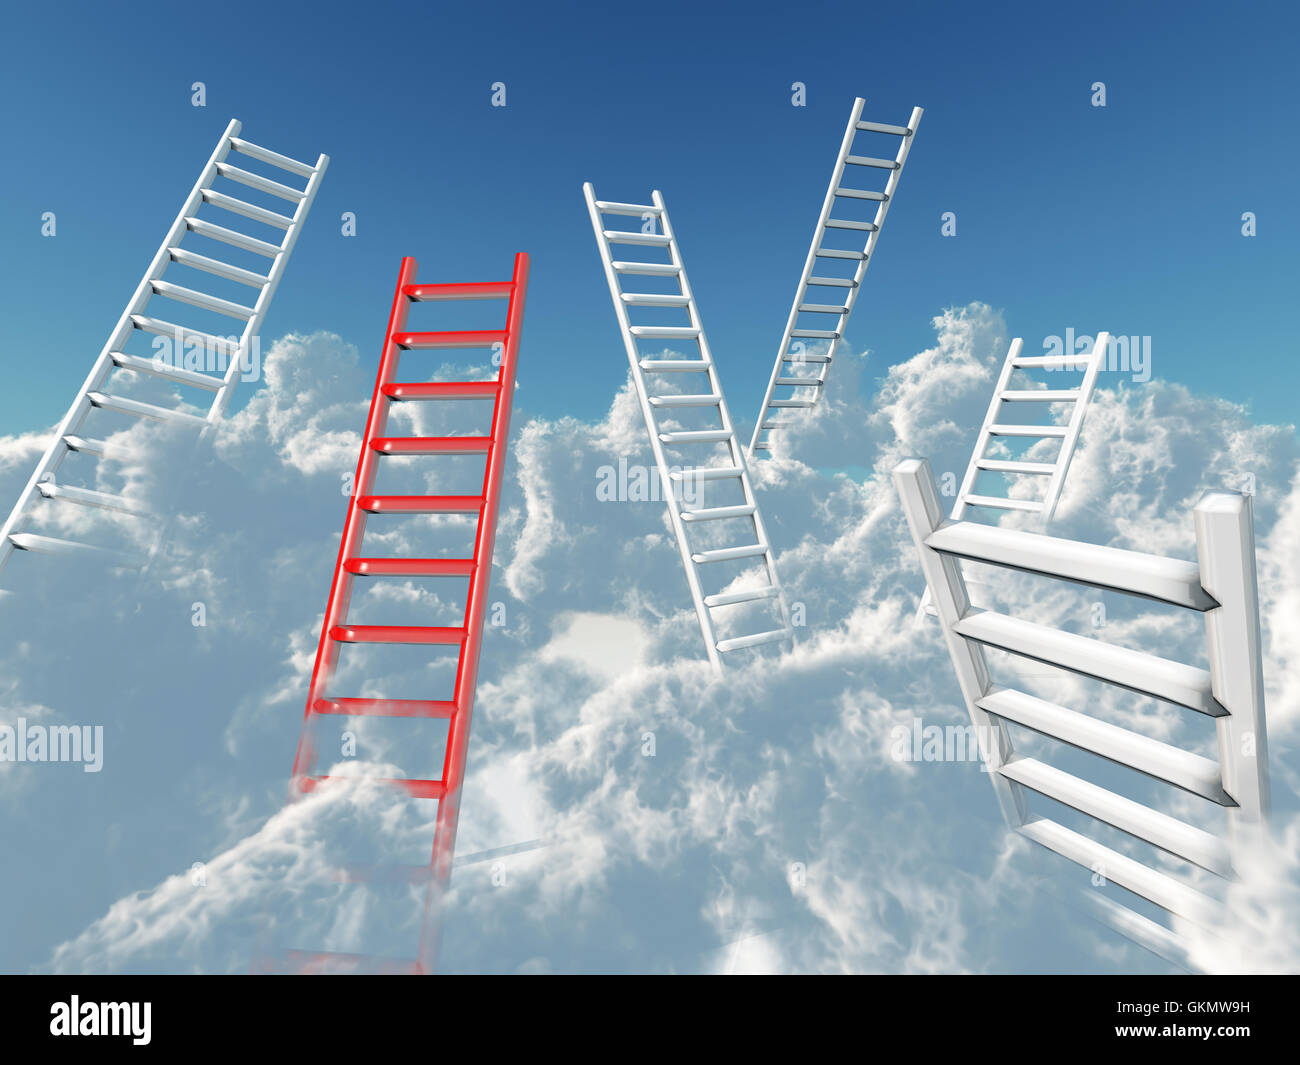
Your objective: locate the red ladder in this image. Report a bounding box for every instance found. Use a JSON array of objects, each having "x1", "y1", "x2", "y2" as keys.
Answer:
[{"x1": 287, "y1": 254, "x2": 529, "y2": 968}]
